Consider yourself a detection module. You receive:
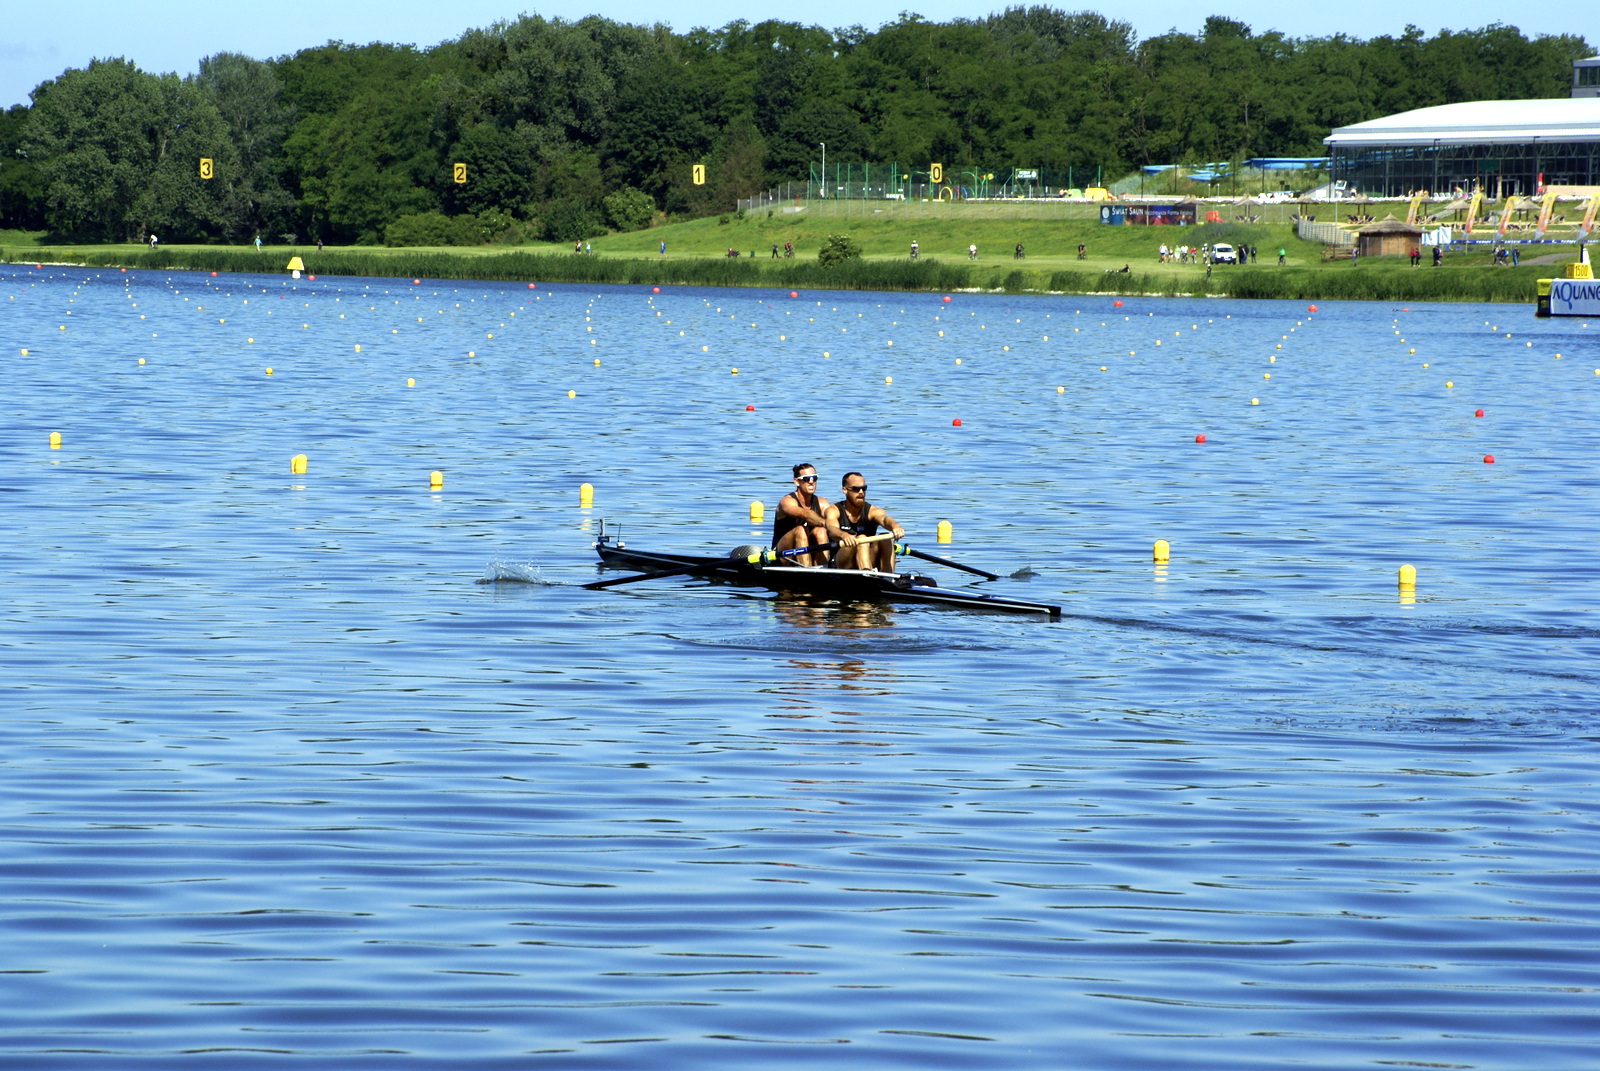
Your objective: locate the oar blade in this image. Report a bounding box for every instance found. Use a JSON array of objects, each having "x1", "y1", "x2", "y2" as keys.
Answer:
[{"x1": 898, "y1": 544, "x2": 1002, "y2": 581}]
